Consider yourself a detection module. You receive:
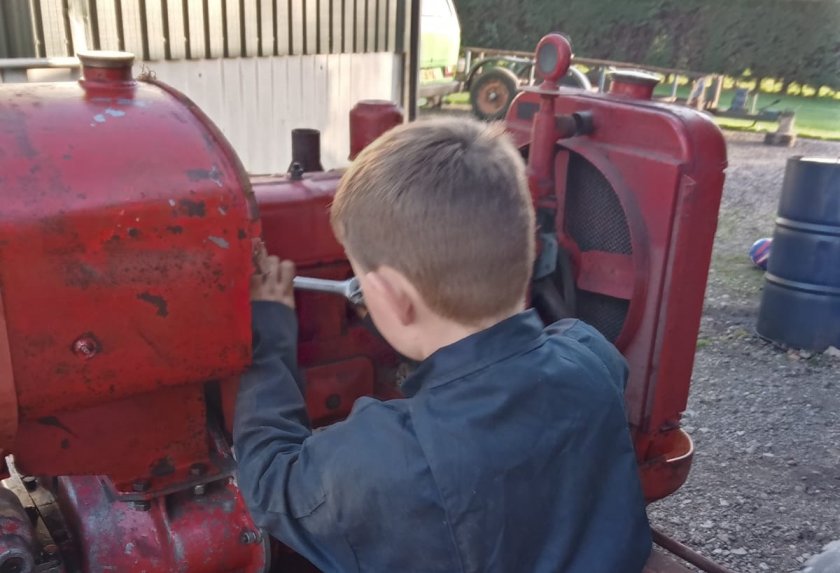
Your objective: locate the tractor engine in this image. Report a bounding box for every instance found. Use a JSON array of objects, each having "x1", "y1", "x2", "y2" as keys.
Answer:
[{"x1": 0, "y1": 34, "x2": 726, "y2": 573}]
